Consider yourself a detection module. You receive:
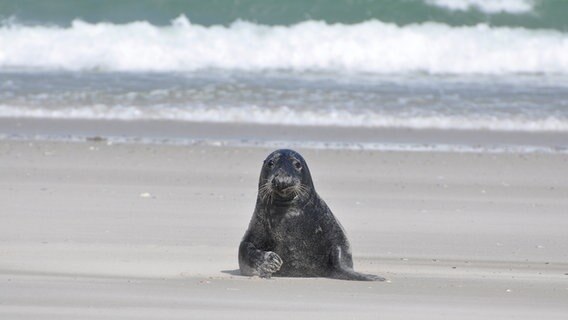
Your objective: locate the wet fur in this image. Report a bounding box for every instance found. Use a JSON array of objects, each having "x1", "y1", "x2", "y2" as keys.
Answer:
[{"x1": 239, "y1": 149, "x2": 384, "y2": 281}]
